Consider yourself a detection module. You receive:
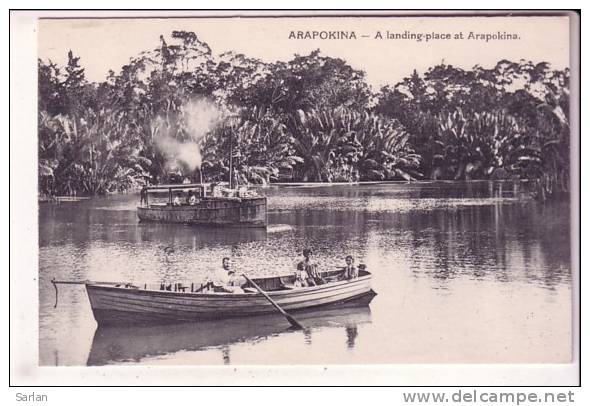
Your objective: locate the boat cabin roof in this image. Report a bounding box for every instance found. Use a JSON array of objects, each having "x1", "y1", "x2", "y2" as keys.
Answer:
[{"x1": 144, "y1": 183, "x2": 218, "y2": 192}]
